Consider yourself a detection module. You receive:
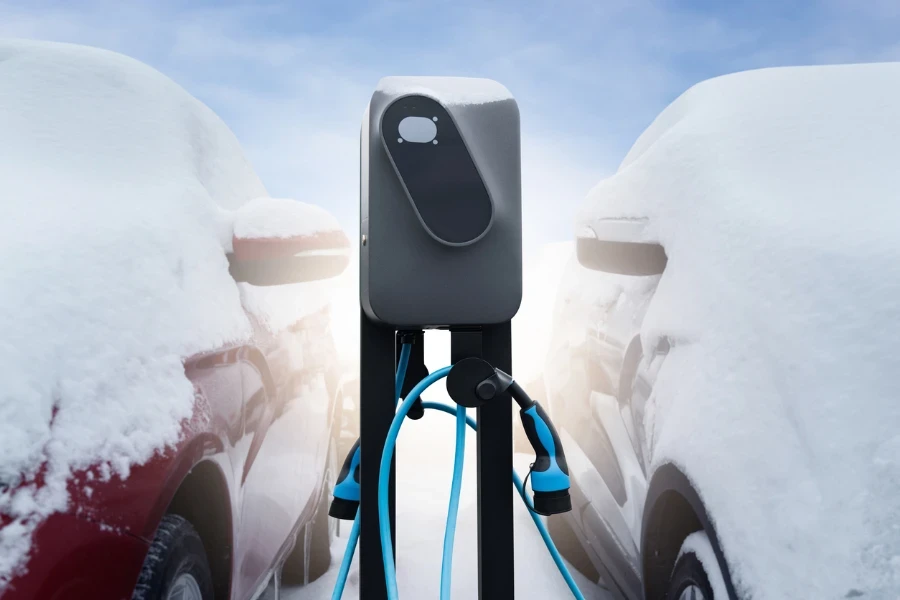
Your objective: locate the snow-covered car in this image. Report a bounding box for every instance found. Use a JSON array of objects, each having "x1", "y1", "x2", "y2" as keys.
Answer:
[
  {"x1": 0, "y1": 40, "x2": 352, "y2": 599},
  {"x1": 543, "y1": 63, "x2": 900, "y2": 600}
]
